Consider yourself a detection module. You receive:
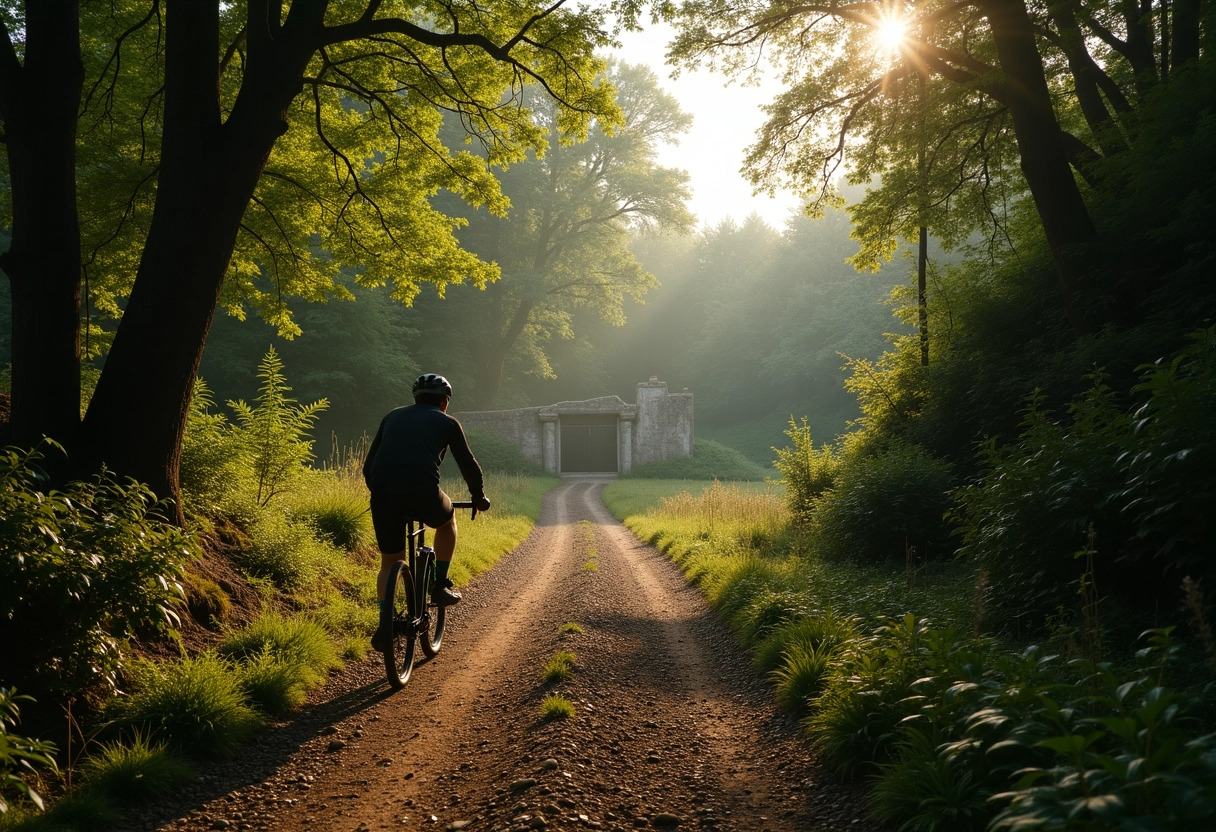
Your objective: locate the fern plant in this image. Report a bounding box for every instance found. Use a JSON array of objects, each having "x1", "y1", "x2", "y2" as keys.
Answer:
[{"x1": 228, "y1": 348, "x2": 328, "y2": 506}]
